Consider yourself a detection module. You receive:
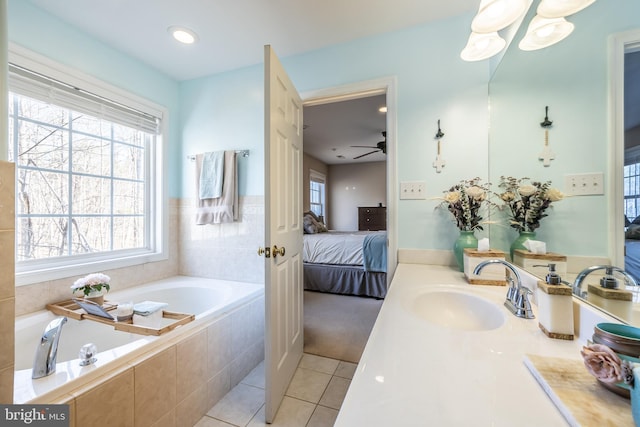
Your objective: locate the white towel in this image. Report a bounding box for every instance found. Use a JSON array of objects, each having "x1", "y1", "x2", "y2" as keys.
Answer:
[
  {"x1": 133, "y1": 301, "x2": 168, "y2": 316},
  {"x1": 199, "y1": 151, "x2": 224, "y2": 199},
  {"x1": 196, "y1": 150, "x2": 238, "y2": 224}
]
